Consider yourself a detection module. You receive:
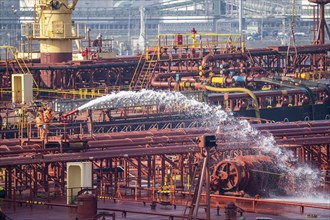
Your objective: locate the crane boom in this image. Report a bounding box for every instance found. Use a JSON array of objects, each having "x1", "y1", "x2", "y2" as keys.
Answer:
[{"x1": 68, "y1": 0, "x2": 79, "y2": 10}]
